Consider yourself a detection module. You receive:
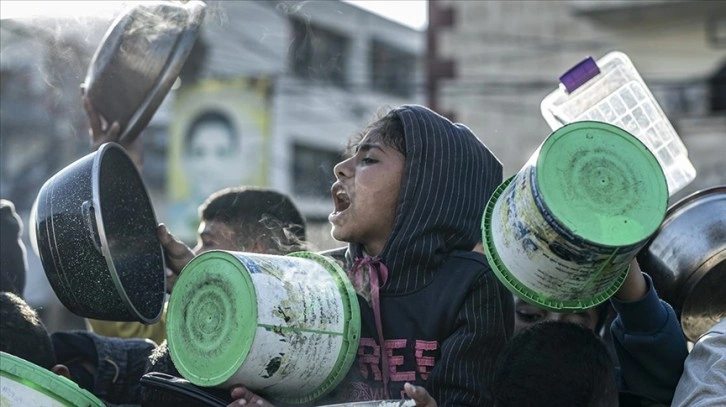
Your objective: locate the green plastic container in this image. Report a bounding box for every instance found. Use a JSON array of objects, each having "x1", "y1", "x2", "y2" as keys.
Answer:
[
  {"x1": 482, "y1": 121, "x2": 668, "y2": 311},
  {"x1": 0, "y1": 351, "x2": 105, "y2": 407},
  {"x1": 167, "y1": 250, "x2": 360, "y2": 404}
]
